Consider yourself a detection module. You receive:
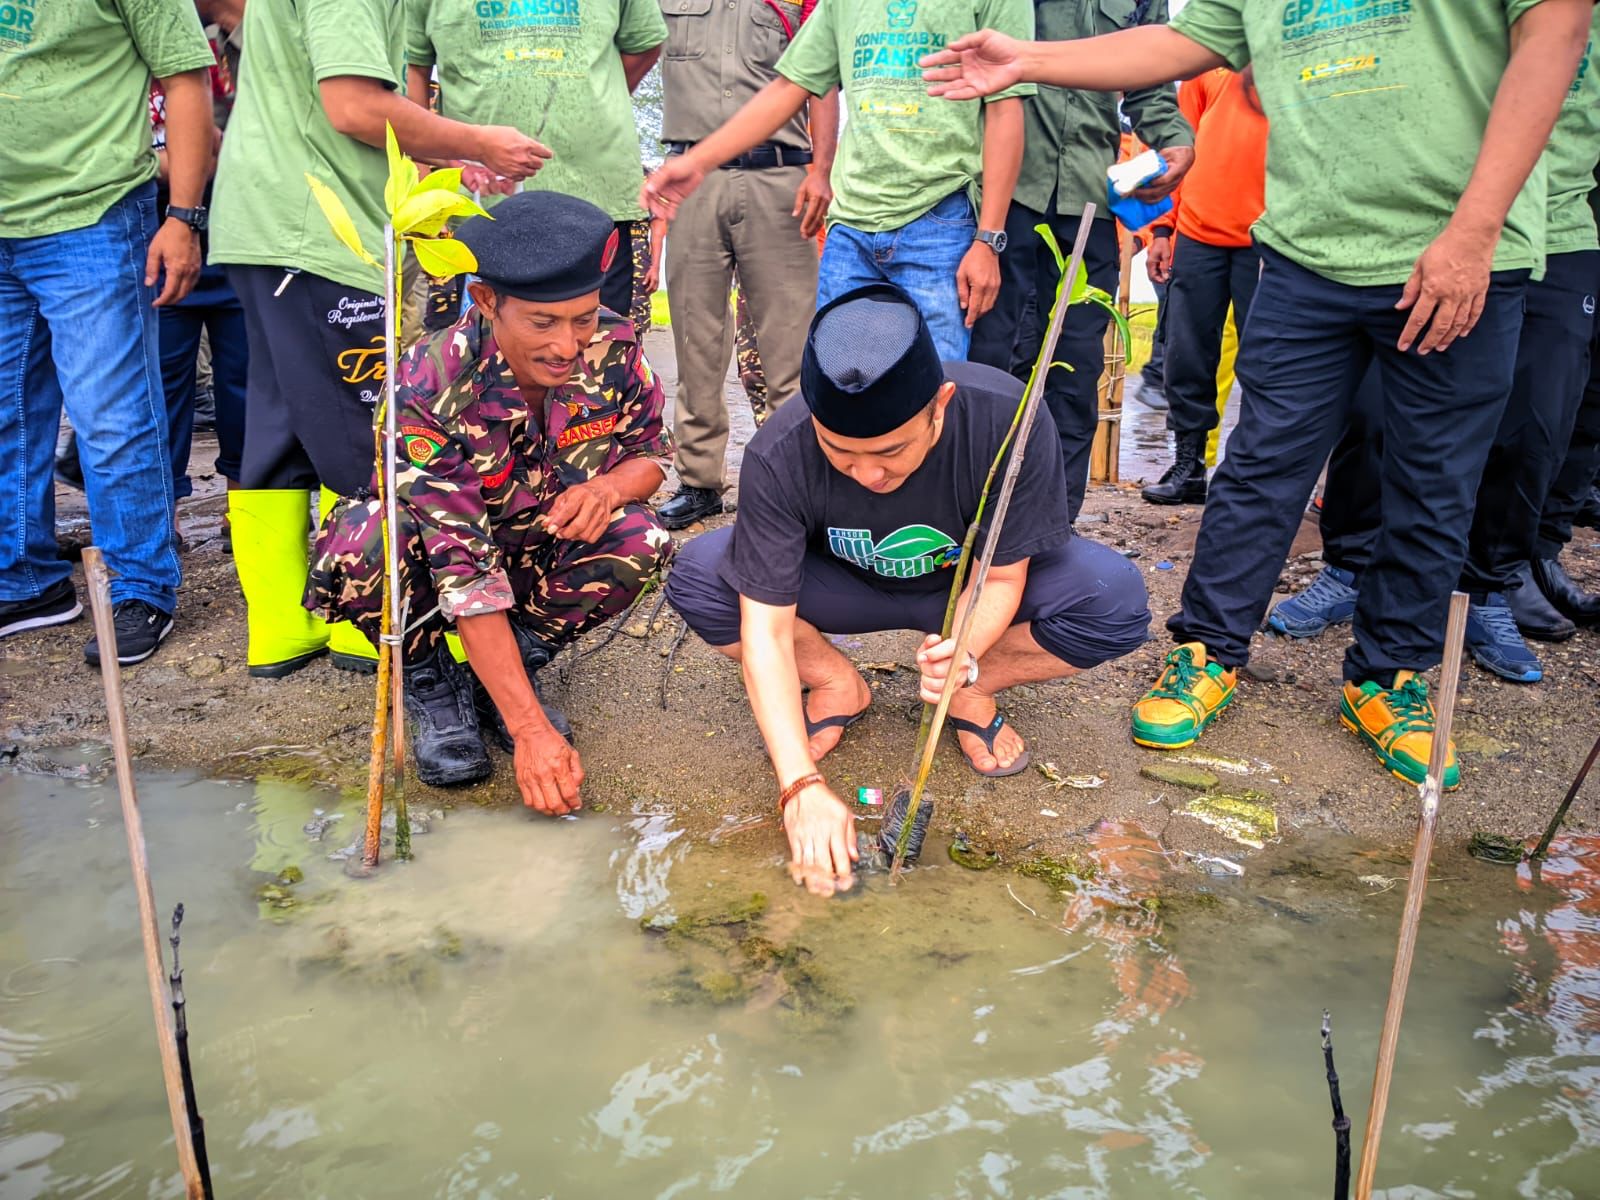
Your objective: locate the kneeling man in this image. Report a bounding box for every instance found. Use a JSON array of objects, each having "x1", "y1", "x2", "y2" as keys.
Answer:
[
  {"x1": 667, "y1": 285, "x2": 1150, "y2": 895},
  {"x1": 309, "y1": 192, "x2": 674, "y2": 807}
]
